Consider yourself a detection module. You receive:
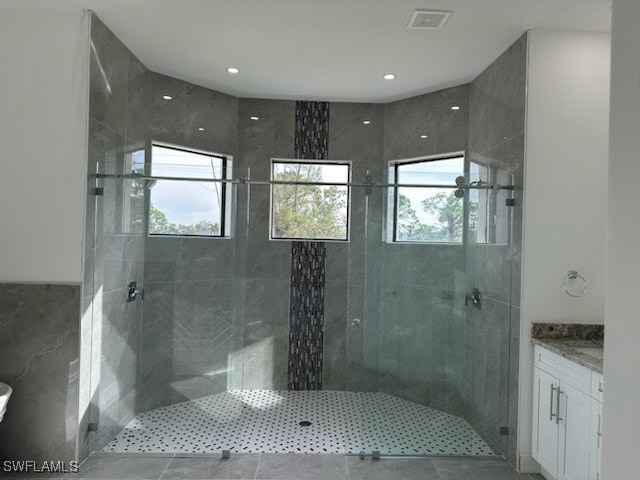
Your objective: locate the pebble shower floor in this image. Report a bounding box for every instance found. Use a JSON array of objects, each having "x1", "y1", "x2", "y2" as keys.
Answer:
[{"x1": 102, "y1": 390, "x2": 494, "y2": 456}]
